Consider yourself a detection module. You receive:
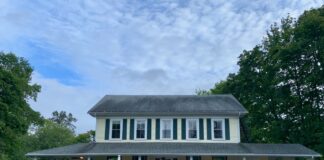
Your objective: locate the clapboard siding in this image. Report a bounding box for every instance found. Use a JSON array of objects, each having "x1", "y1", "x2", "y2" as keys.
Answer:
[{"x1": 95, "y1": 117, "x2": 240, "y2": 143}]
